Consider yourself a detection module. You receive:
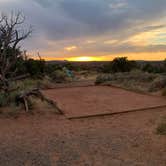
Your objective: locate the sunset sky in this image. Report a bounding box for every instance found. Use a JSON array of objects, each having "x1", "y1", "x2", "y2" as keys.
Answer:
[{"x1": 0, "y1": 0, "x2": 166, "y2": 61}]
